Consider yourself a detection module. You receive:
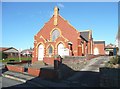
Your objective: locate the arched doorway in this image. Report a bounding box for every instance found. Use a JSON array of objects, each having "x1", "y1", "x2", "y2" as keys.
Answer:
[
  {"x1": 38, "y1": 44, "x2": 44, "y2": 61},
  {"x1": 94, "y1": 47, "x2": 99, "y2": 55},
  {"x1": 58, "y1": 43, "x2": 64, "y2": 57}
]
